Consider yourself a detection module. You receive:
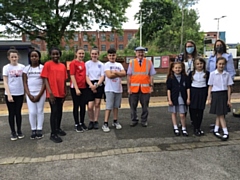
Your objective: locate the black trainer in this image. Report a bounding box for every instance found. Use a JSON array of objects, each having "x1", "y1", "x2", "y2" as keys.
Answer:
[
  {"x1": 30, "y1": 130, "x2": 37, "y2": 139},
  {"x1": 88, "y1": 121, "x2": 94, "y2": 130},
  {"x1": 75, "y1": 124, "x2": 84, "y2": 133},
  {"x1": 81, "y1": 123, "x2": 88, "y2": 131},
  {"x1": 56, "y1": 129, "x2": 66, "y2": 136},
  {"x1": 50, "y1": 134, "x2": 62, "y2": 143},
  {"x1": 11, "y1": 132, "x2": 18, "y2": 141},
  {"x1": 94, "y1": 121, "x2": 99, "y2": 129},
  {"x1": 36, "y1": 130, "x2": 44, "y2": 139},
  {"x1": 17, "y1": 130, "x2": 25, "y2": 139}
]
